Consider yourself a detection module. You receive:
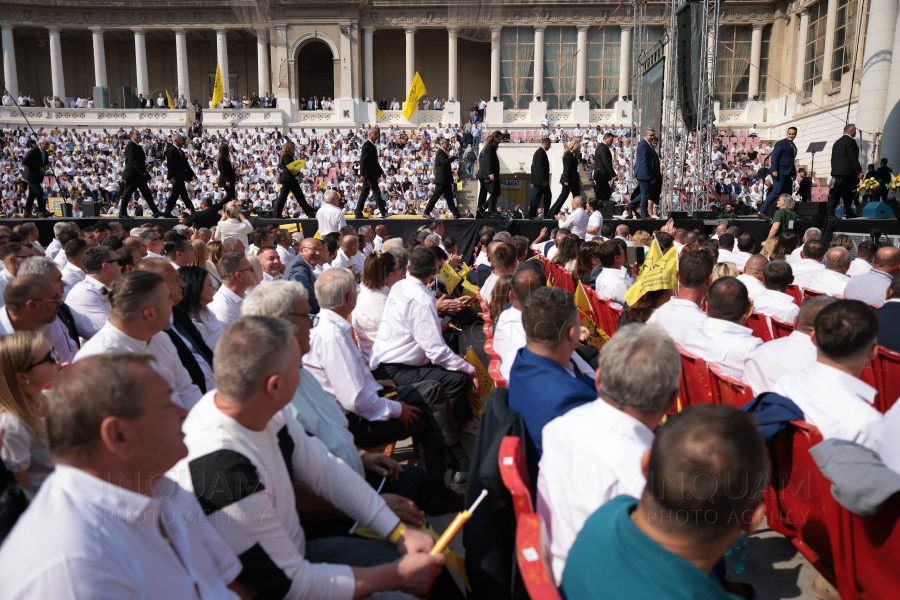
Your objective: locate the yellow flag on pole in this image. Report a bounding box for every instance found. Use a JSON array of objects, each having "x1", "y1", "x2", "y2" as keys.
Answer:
[
  {"x1": 402, "y1": 72, "x2": 427, "y2": 121},
  {"x1": 211, "y1": 63, "x2": 224, "y2": 108},
  {"x1": 464, "y1": 348, "x2": 494, "y2": 418},
  {"x1": 440, "y1": 262, "x2": 464, "y2": 295},
  {"x1": 165, "y1": 88, "x2": 175, "y2": 110},
  {"x1": 376, "y1": 106, "x2": 384, "y2": 119},
  {"x1": 579, "y1": 311, "x2": 611, "y2": 352},
  {"x1": 574, "y1": 282, "x2": 593, "y2": 319},
  {"x1": 623, "y1": 238, "x2": 678, "y2": 307}
]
